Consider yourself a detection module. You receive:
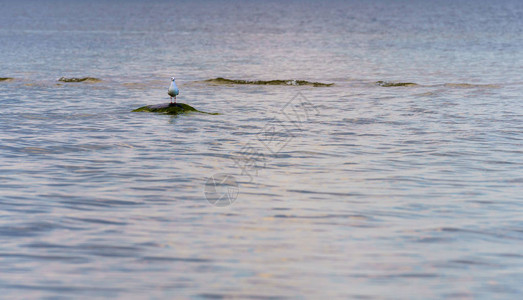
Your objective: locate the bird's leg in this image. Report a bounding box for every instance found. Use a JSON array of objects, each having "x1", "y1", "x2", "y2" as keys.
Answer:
[
  {"x1": 174, "y1": 96, "x2": 176, "y2": 104},
  {"x1": 170, "y1": 97, "x2": 172, "y2": 104}
]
